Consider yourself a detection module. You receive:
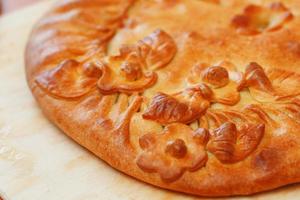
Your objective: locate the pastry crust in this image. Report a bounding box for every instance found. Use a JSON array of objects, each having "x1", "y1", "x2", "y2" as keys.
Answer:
[{"x1": 25, "y1": 0, "x2": 300, "y2": 196}]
